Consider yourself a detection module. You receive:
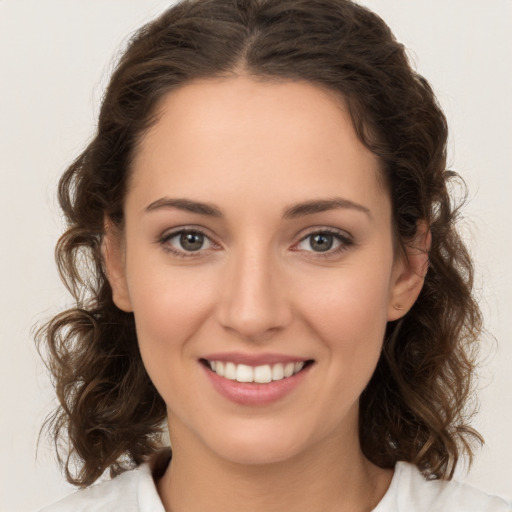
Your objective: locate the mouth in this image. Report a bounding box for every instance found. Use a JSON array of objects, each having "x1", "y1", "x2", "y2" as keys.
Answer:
[
  {"x1": 200, "y1": 355, "x2": 315, "y2": 406},
  {"x1": 200, "y1": 358, "x2": 314, "y2": 384}
]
